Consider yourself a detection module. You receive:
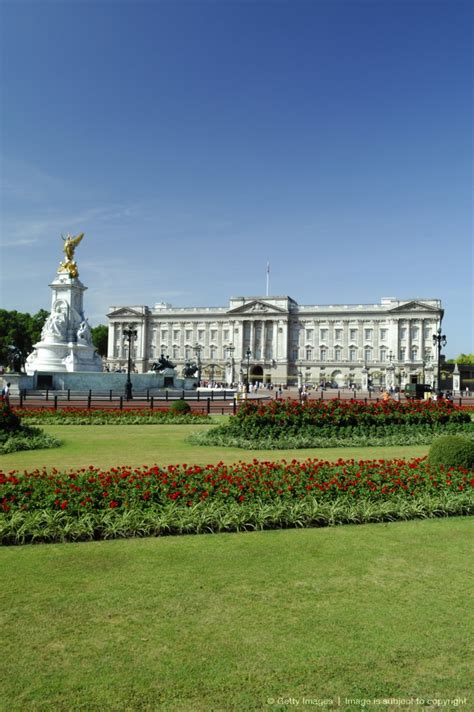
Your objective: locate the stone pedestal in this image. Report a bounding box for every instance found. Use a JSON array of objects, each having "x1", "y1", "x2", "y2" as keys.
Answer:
[
  {"x1": 25, "y1": 272, "x2": 102, "y2": 374},
  {"x1": 453, "y1": 364, "x2": 460, "y2": 395}
]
